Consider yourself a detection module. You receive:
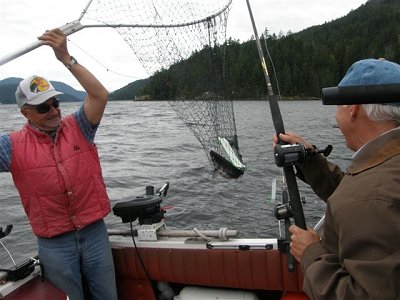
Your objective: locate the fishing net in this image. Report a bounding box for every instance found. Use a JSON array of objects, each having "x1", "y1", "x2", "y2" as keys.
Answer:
[
  {"x1": 1, "y1": 0, "x2": 245, "y2": 179},
  {"x1": 81, "y1": 0, "x2": 245, "y2": 178}
]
